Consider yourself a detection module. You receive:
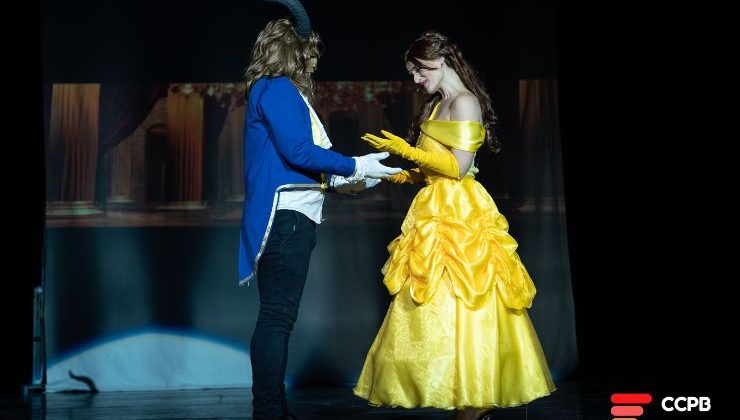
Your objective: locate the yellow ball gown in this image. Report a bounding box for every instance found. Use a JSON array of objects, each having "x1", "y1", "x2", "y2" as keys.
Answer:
[{"x1": 353, "y1": 106, "x2": 556, "y2": 409}]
